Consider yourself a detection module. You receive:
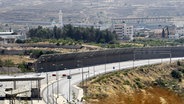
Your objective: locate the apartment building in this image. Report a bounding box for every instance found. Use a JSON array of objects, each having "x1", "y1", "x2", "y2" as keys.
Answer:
[{"x1": 111, "y1": 23, "x2": 133, "y2": 40}]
